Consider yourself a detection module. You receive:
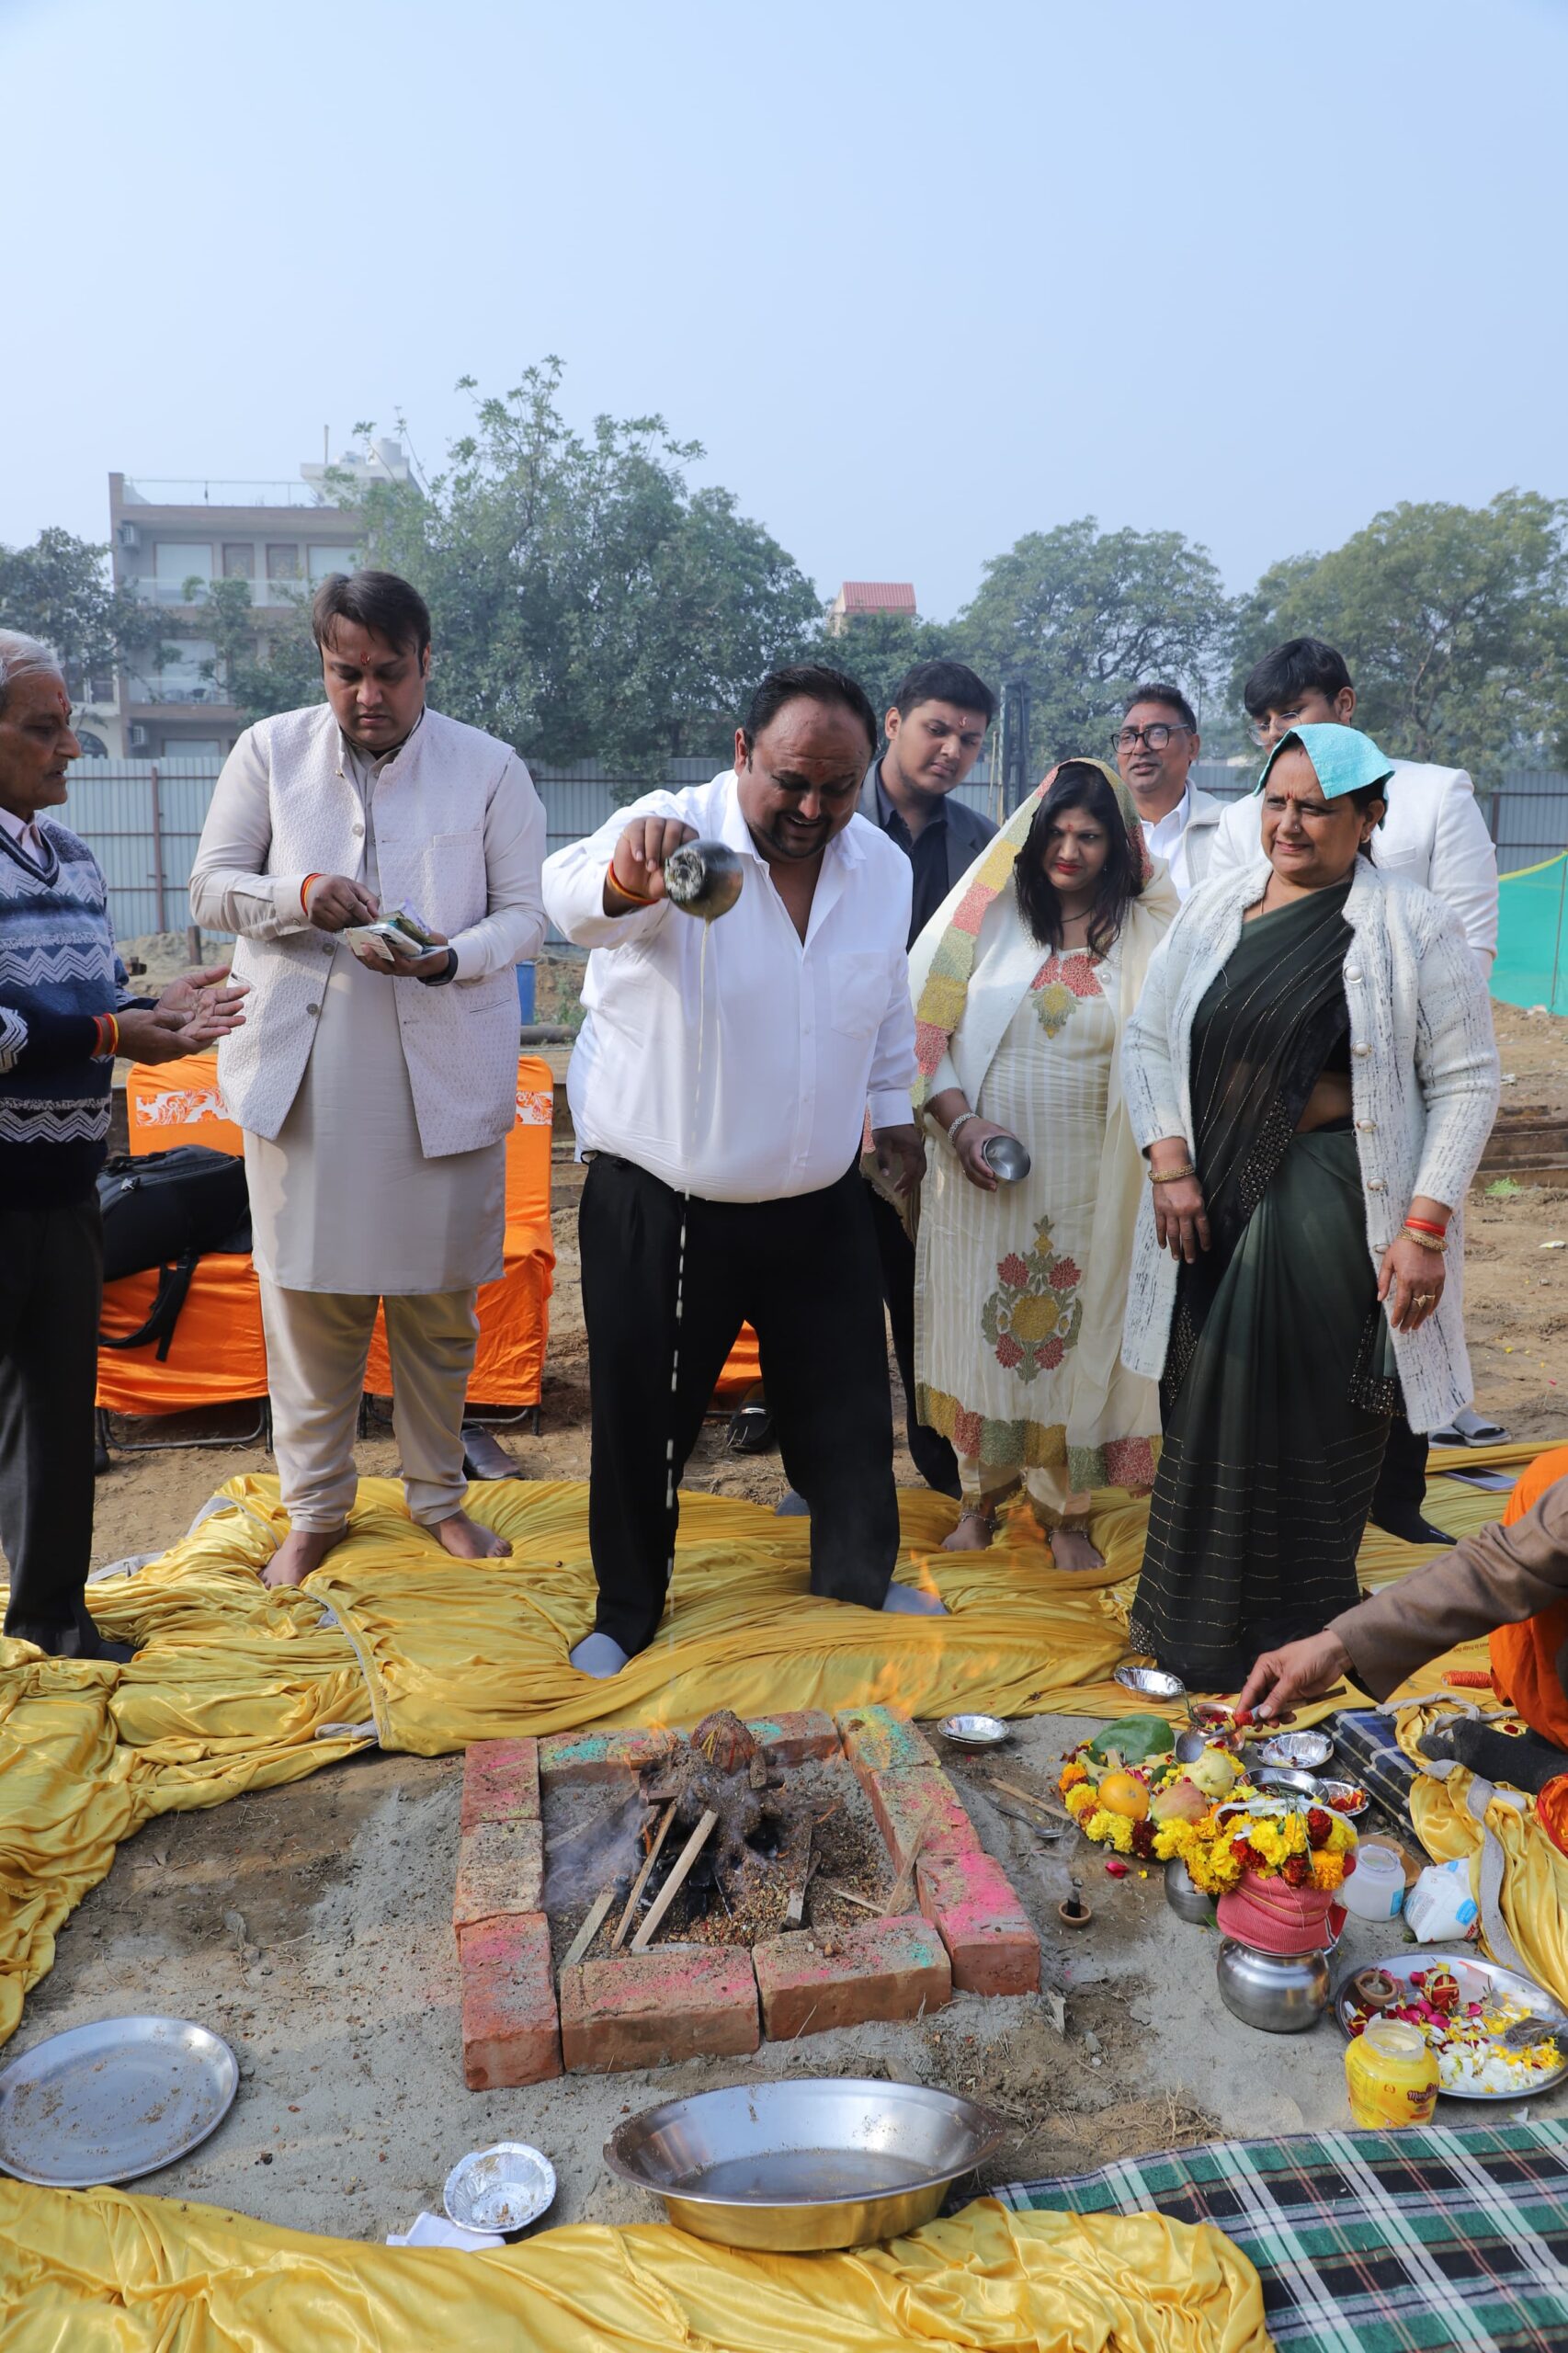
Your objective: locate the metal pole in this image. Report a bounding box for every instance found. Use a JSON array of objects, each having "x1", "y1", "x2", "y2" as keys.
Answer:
[{"x1": 149, "y1": 764, "x2": 166, "y2": 933}]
